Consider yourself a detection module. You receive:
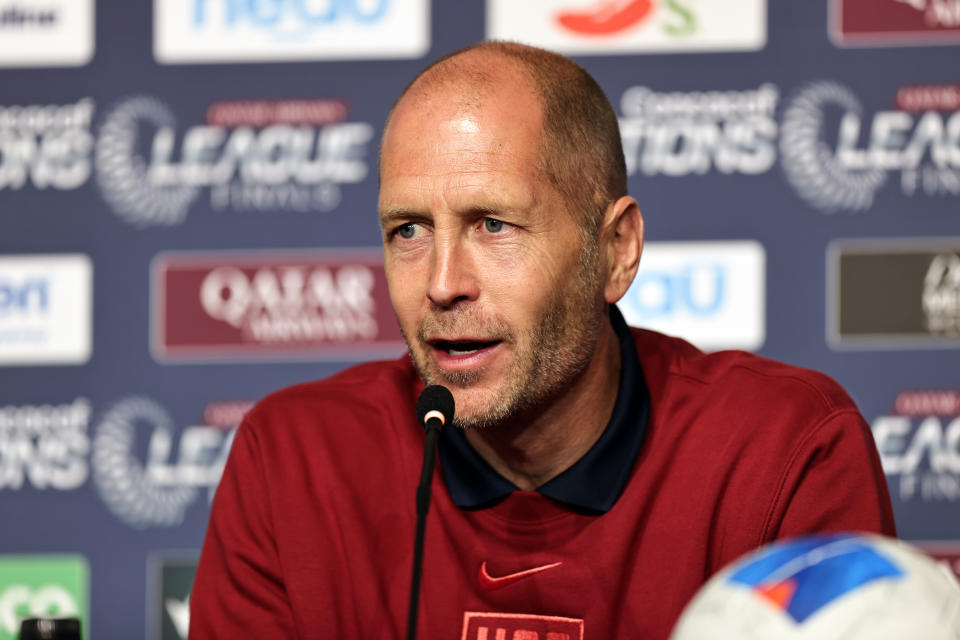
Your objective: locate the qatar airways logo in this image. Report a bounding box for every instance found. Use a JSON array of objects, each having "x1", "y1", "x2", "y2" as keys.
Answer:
[
  {"x1": 487, "y1": 0, "x2": 766, "y2": 54},
  {"x1": 831, "y1": 0, "x2": 960, "y2": 46},
  {"x1": 896, "y1": 0, "x2": 960, "y2": 25},
  {"x1": 94, "y1": 96, "x2": 373, "y2": 227},
  {"x1": 780, "y1": 81, "x2": 960, "y2": 213},
  {"x1": 152, "y1": 250, "x2": 405, "y2": 362},
  {"x1": 872, "y1": 390, "x2": 960, "y2": 503}
]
